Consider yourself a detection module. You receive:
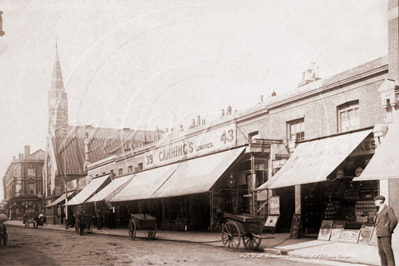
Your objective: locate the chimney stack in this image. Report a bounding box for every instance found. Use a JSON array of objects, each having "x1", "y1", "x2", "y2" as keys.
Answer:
[
  {"x1": 24, "y1": 145, "x2": 30, "y2": 159},
  {"x1": 191, "y1": 119, "x2": 196, "y2": 127},
  {"x1": 221, "y1": 109, "x2": 225, "y2": 118},
  {"x1": 180, "y1": 125, "x2": 184, "y2": 131},
  {"x1": 197, "y1": 115, "x2": 201, "y2": 126},
  {"x1": 259, "y1": 95, "x2": 263, "y2": 104},
  {"x1": 227, "y1": 106, "x2": 232, "y2": 116},
  {"x1": 202, "y1": 119, "x2": 206, "y2": 125}
]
